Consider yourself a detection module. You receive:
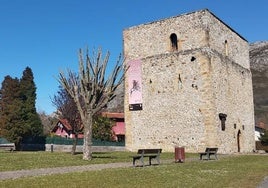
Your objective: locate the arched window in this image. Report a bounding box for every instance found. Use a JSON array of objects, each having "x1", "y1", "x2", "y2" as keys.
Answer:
[{"x1": 170, "y1": 33, "x2": 178, "y2": 51}]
